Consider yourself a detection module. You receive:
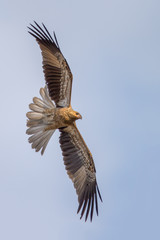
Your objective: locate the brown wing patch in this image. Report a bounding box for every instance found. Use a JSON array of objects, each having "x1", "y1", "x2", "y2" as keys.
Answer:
[
  {"x1": 28, "y1": 22, "x2": 73, "y2": 107},
  {"x1": 59, "y1": 124, "x2": 102, "y2": 221}
]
